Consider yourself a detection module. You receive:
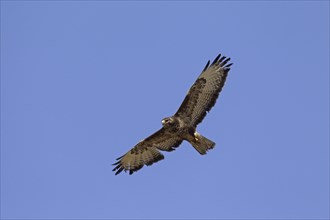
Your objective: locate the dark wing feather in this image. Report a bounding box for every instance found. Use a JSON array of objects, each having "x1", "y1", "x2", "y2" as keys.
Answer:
[
  {"x1": 175, "y1": 53, "x2": 232, "y2": 127},
  {"x1": 112, "y1": 128, "x2": 183, "y2": 175}
]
